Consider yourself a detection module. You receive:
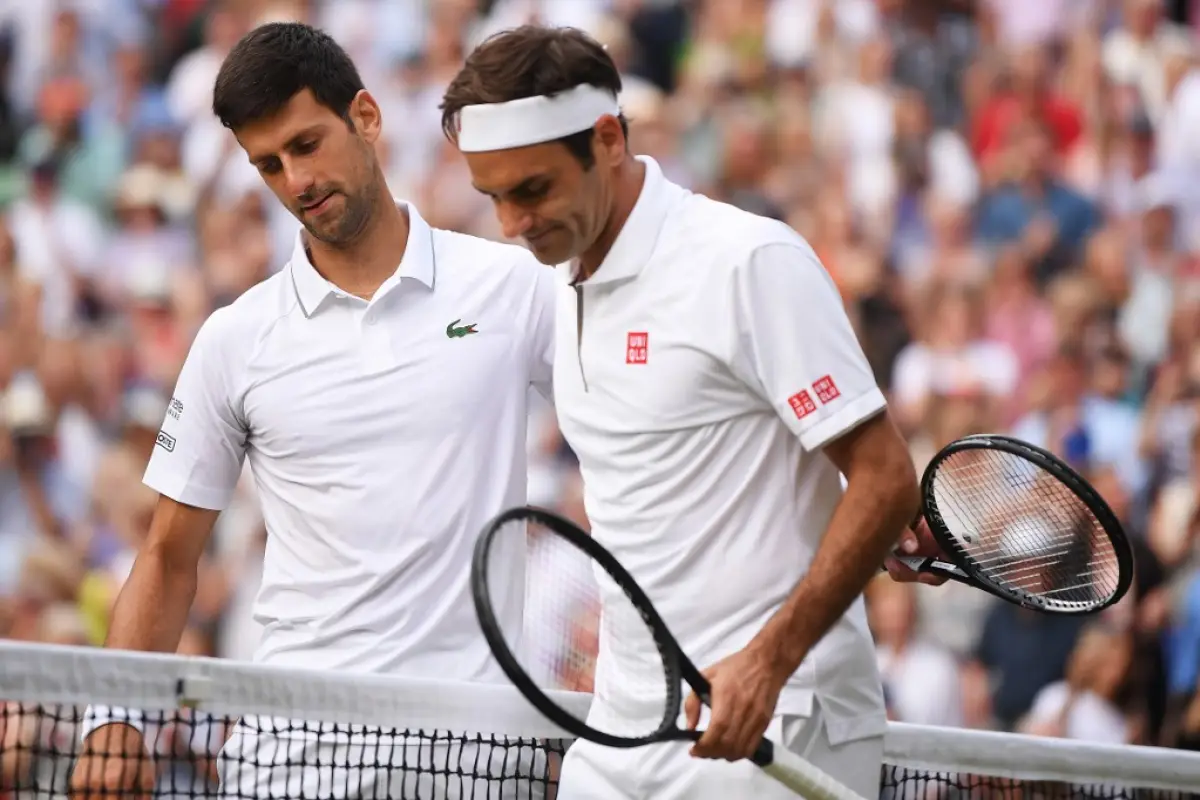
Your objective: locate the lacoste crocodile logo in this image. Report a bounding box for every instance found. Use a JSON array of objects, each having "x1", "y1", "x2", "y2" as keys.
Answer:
[{"x1": 446, "y1": 319, "x2": 478, "y2": 338}]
